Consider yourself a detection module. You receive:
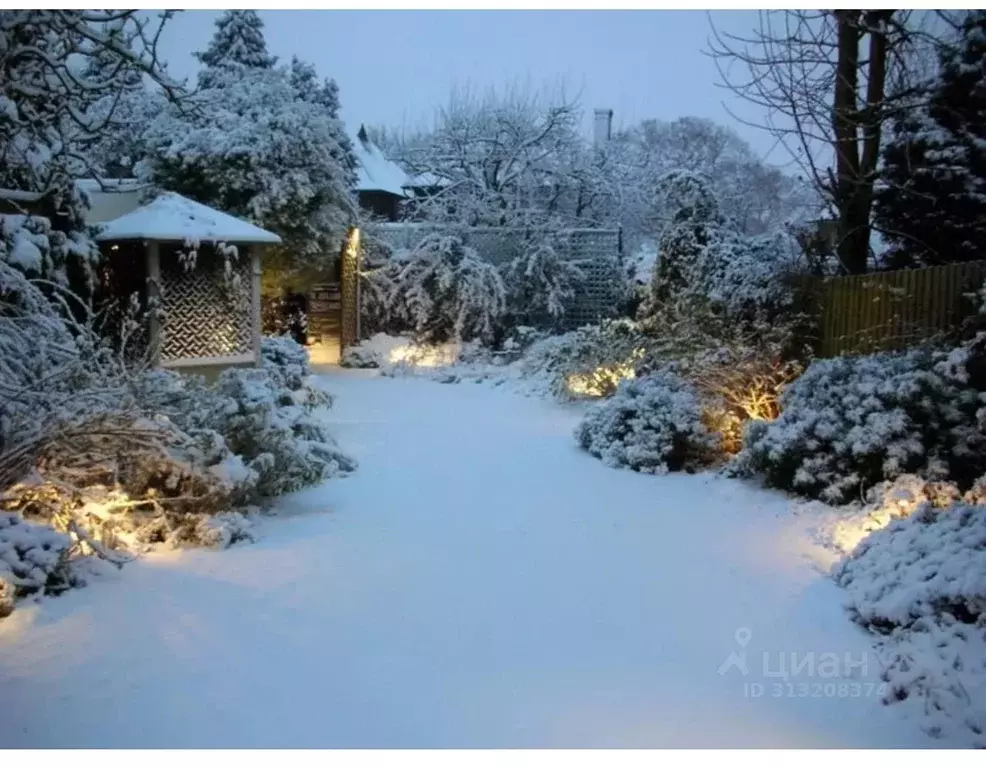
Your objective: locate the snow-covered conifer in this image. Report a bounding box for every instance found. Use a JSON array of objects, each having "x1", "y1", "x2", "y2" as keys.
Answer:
[
  {"x1": 733, "y1": 349, "x2": 986, "y2": 503},
  {"x1": 195, "y1": 10, "x2": 276, "y2": 87},
  {"x1": 574, "y1": 371, "x2": 719, "y2": 473}
]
